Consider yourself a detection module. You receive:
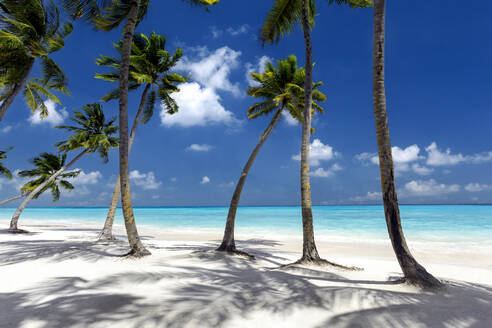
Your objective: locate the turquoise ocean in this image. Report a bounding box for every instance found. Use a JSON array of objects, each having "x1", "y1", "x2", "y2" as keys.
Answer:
[{"x1": 1, "y1": 205, "x2": 491, "y2": 245}]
